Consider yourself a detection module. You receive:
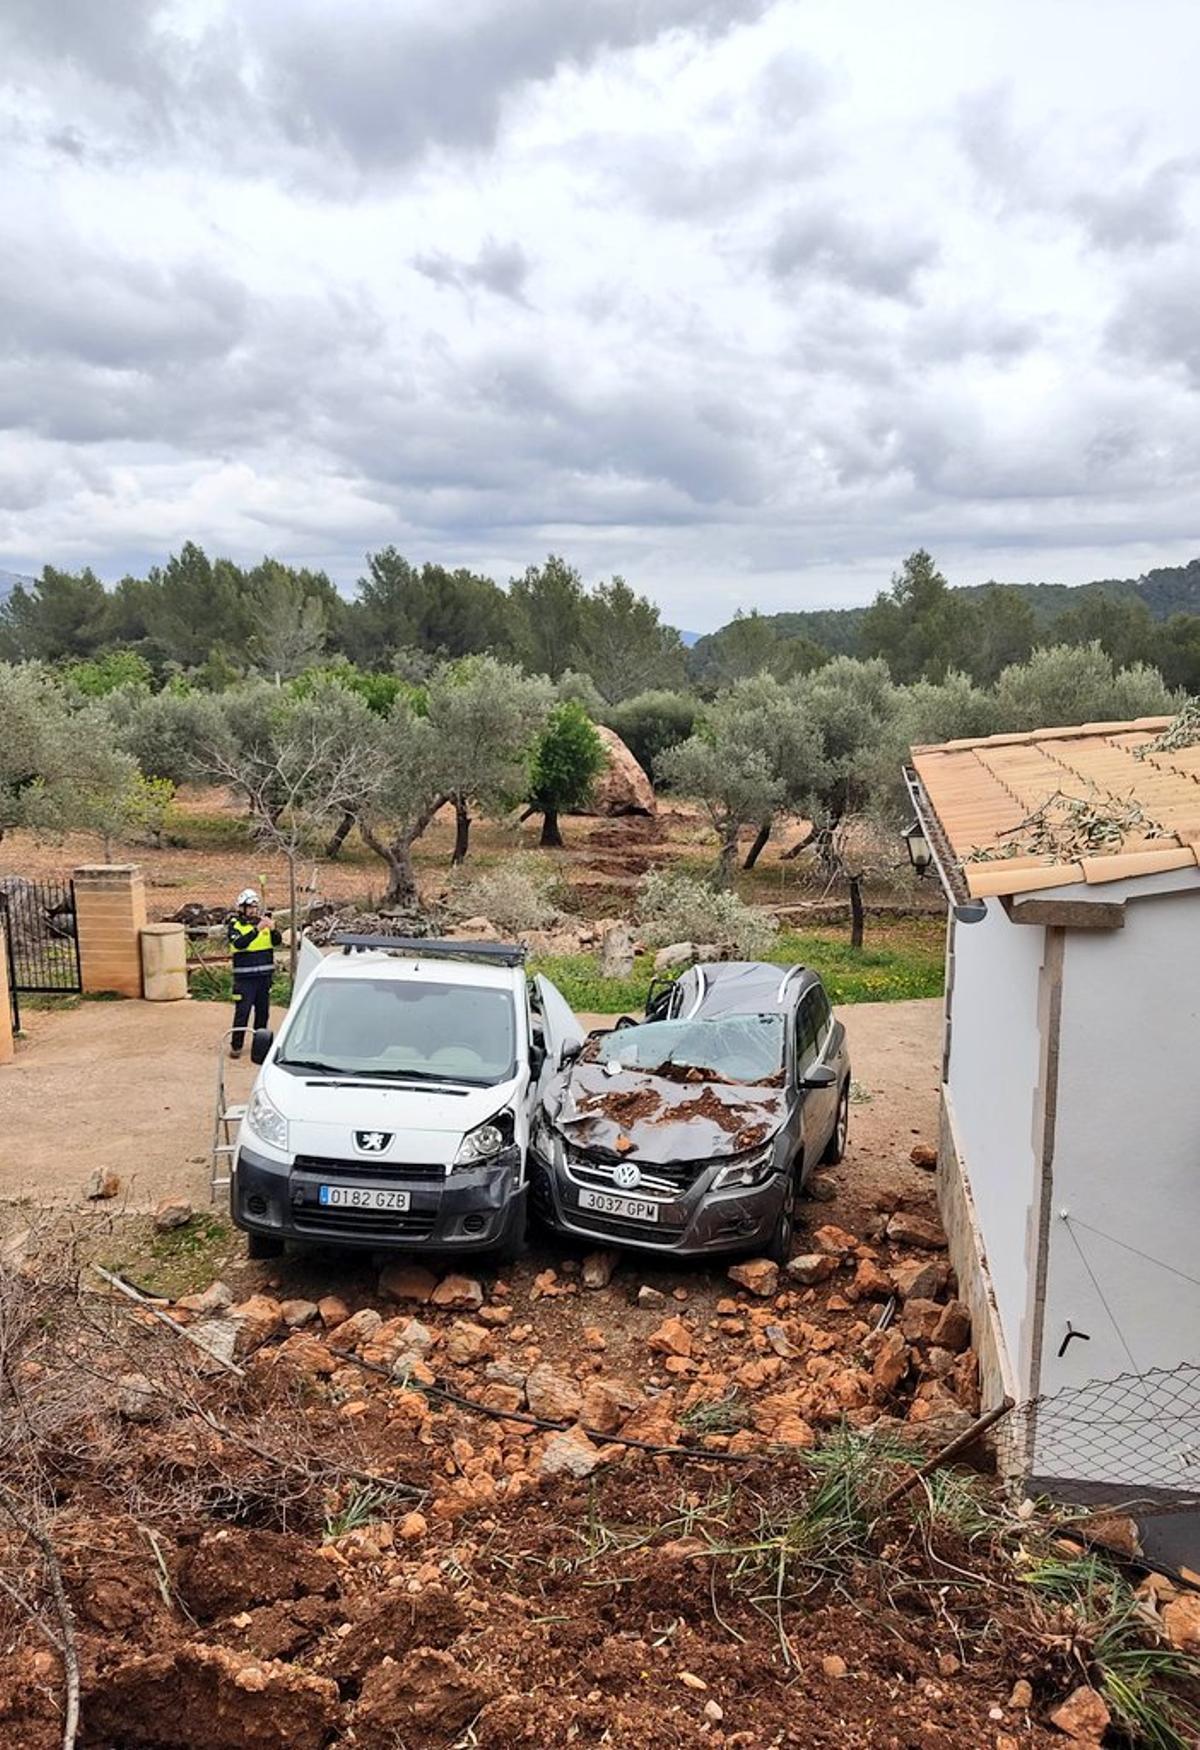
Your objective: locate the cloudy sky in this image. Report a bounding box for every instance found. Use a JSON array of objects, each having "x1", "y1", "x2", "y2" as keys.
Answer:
[{"x1": 2, "y1": 0, "x2": 1199, "y2": 629}]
